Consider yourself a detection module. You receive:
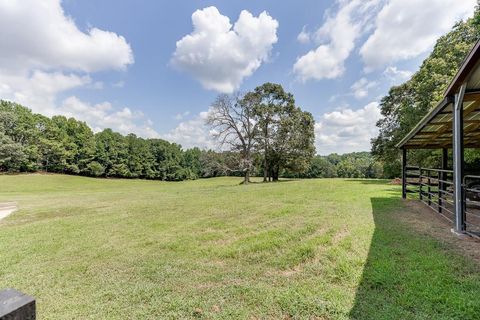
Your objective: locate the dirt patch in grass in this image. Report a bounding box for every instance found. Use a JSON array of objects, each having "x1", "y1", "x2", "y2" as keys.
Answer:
[
  {"x1": 397, "y1": 200, "x2": 480, "y2": 265},
  {"x1": 0, "y1": 202, "x2": 17, "y2": 221}
]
